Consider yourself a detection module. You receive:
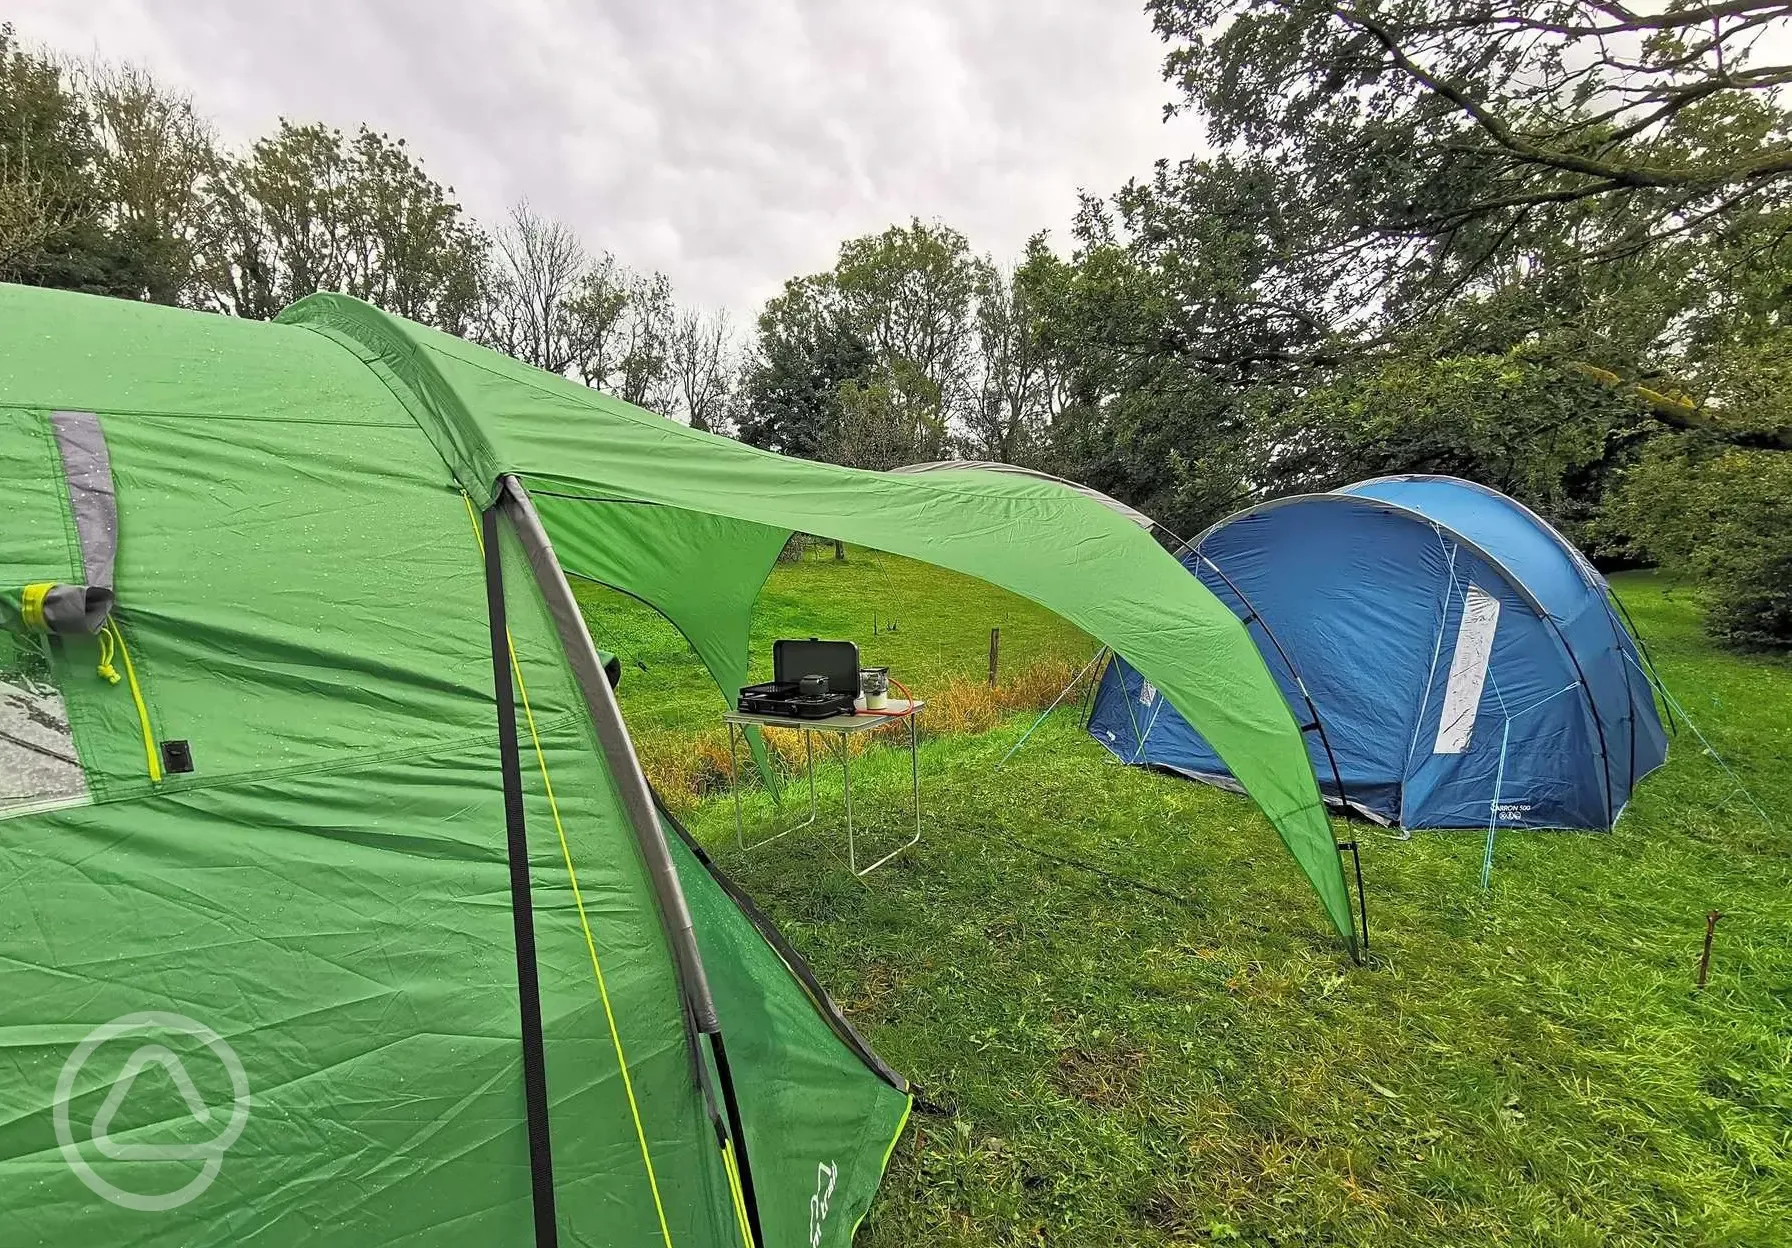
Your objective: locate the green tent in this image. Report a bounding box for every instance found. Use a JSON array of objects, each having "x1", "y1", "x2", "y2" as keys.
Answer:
[{"x1": 0, "y1": 282, "x2": 1355, "y2": 1245}]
